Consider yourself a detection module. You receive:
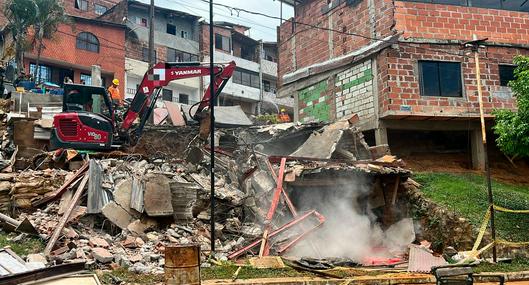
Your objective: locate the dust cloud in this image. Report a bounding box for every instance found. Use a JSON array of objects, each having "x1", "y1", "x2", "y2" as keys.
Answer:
[{"x1": 289, "y1": 177, "x2": 415, "y2": 262}]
